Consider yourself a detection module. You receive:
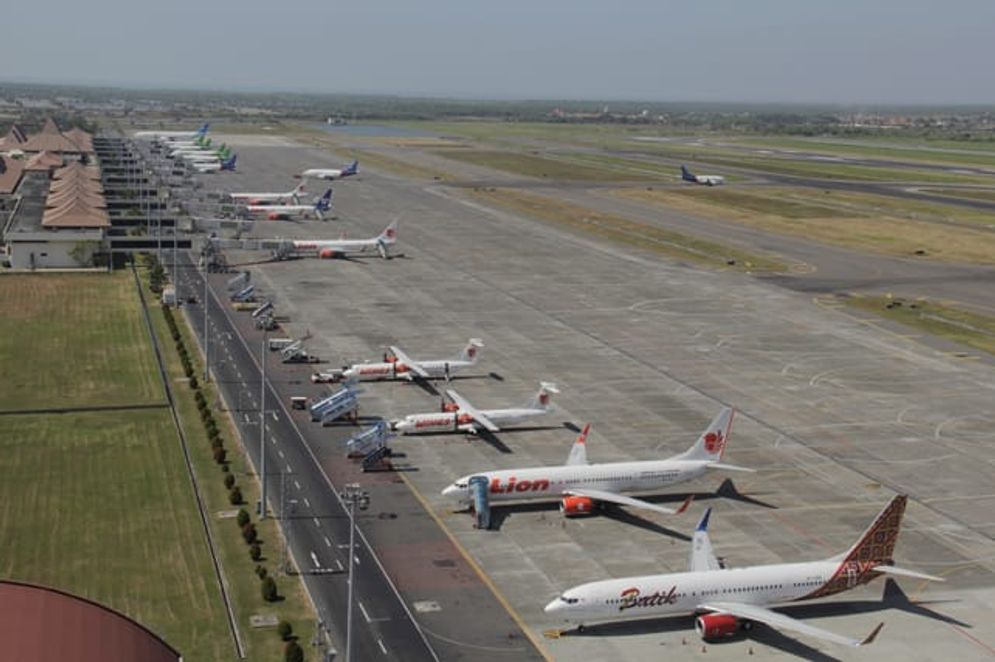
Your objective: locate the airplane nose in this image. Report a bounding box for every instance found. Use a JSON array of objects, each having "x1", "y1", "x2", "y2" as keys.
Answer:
[
  {"x1": 441, "y1": 484, "x2": 456, "y2": 497},
  {"x1": 543, "y1": 598, "x2": 562, "y2": 615},
  {"x1": 392, "y1": 420, "x2": 410, "y2": 433}
]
